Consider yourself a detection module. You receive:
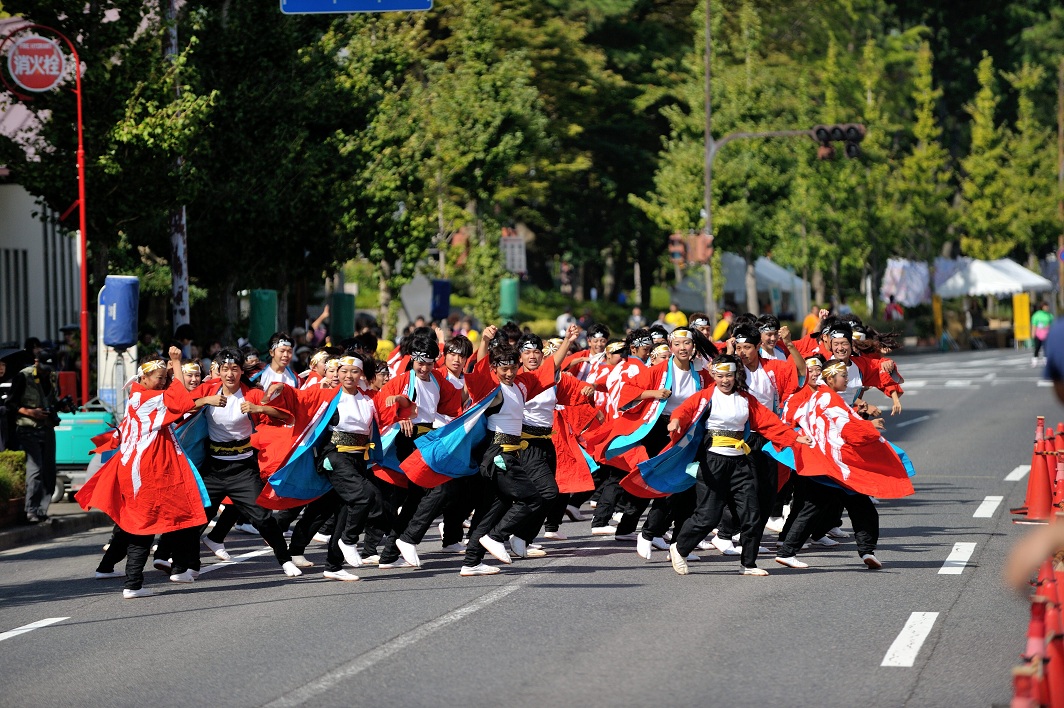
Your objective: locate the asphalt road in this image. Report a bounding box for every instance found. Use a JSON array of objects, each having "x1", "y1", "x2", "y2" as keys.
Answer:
[{"x1": 0, "y1": 349, "x2": 1052, "y2": 707}]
